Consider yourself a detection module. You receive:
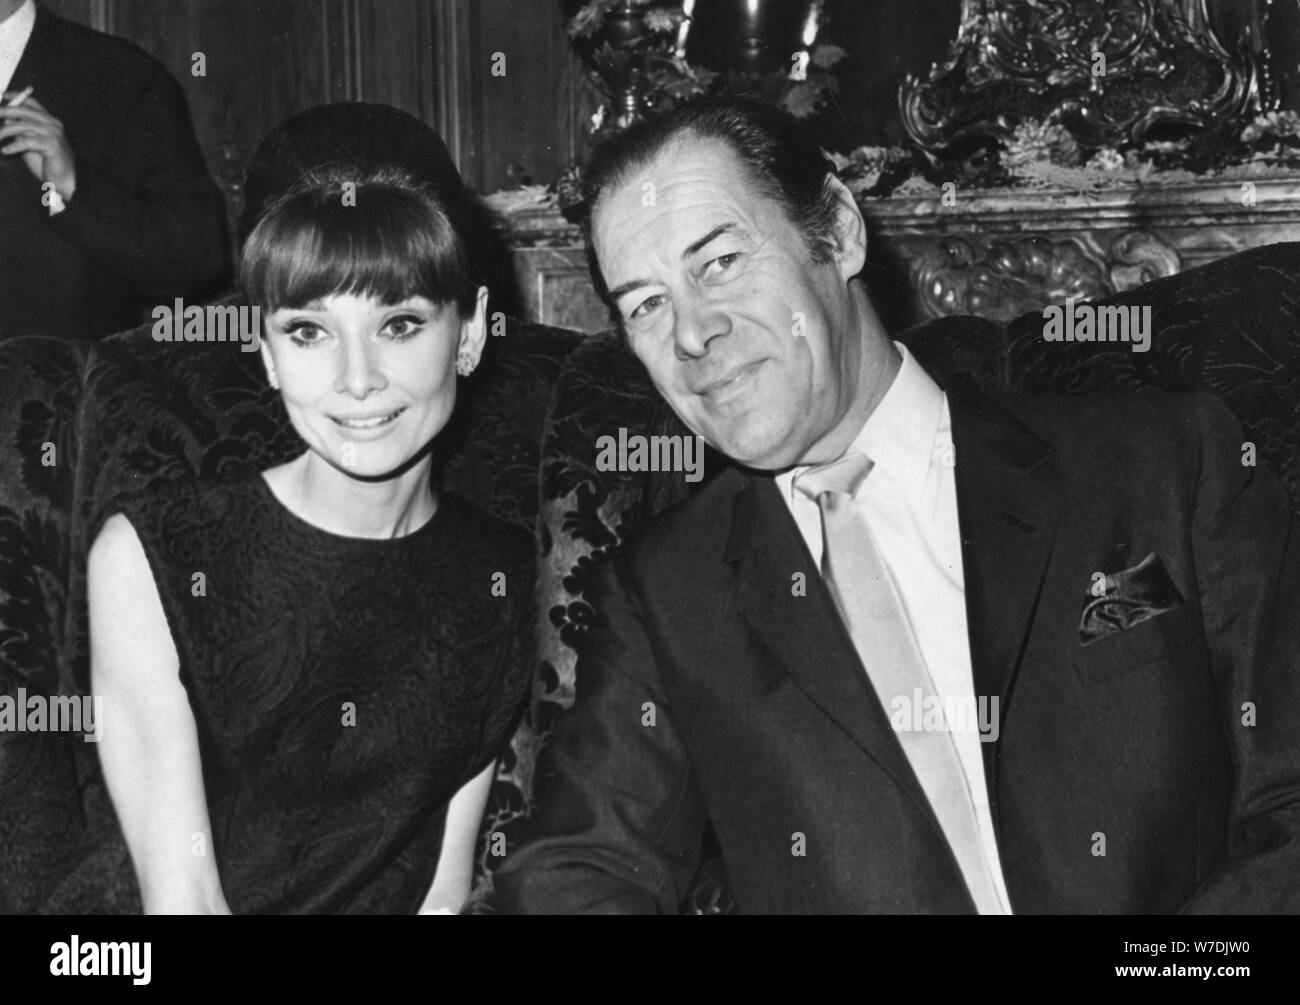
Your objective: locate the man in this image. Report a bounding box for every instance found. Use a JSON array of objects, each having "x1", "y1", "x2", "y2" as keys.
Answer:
[
  {"x1": 0, "y1": 0, "x2": 227, "y2": 341},
  {"x1": 488, "y1": 96, "x2": 1300, "y2": 914}
]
